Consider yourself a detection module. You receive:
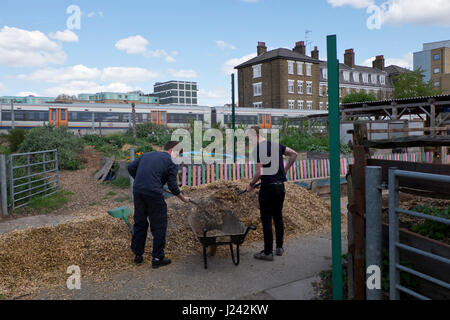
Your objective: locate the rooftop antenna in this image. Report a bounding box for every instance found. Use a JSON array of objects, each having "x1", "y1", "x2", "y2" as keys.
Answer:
[{"x1": 305, "y1": 30, "x2": 312, "y2": 53}]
